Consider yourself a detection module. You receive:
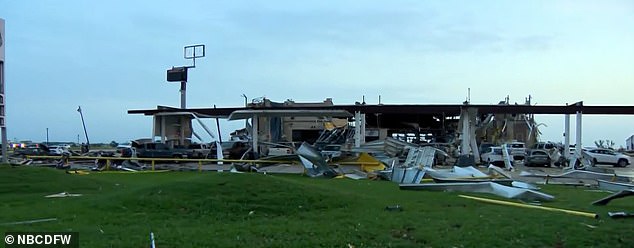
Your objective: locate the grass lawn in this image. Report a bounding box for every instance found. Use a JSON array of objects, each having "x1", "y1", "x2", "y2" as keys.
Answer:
[{"x1": 0, "y1": 165, "x2": 633, "y2": 247}]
